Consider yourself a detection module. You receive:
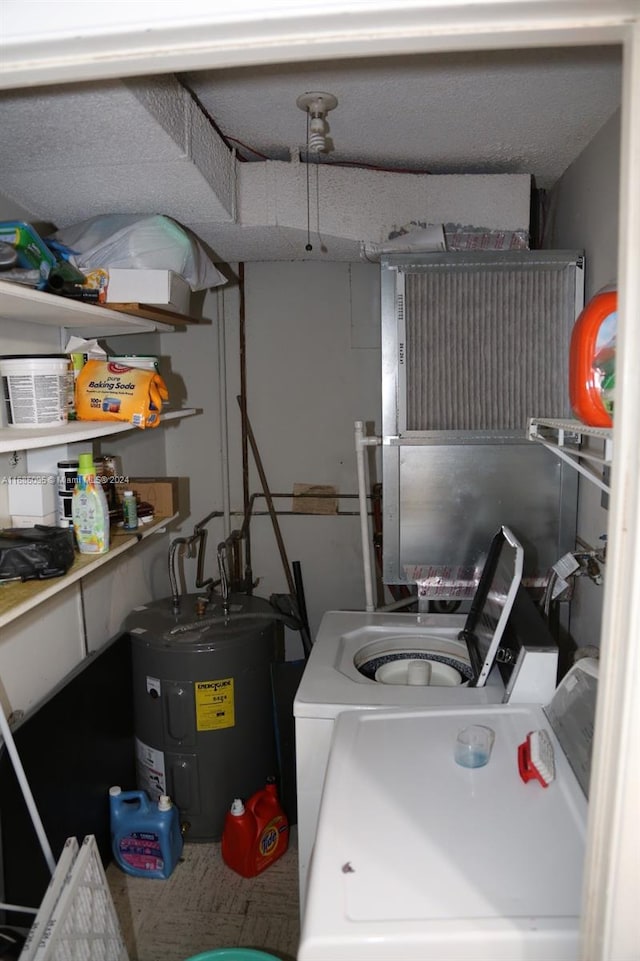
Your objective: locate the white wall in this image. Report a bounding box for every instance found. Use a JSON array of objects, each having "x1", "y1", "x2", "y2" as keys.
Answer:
[
  {"x1": 242, "y1": 261, "x2": 381, "y2": 649},
  {"x1": 160, "y1": 283, "x2": 231, "y2": 591},
  {"x1": 546, "y1": 109, "x2": 620, "y2": 649},
  {"x1": 163, "y1": 262, "x2": 381, "y2": 656}
]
